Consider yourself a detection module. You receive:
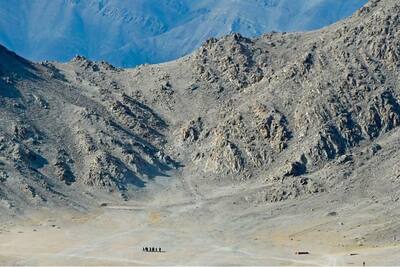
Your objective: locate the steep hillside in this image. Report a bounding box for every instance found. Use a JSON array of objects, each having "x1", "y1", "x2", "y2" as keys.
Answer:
[
  {"x1": 0, "y1": 0, "x2": 400, "y2": 214},
  {"x1": 0, "y1": 0, "x2": 367, "y2": 66}
]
